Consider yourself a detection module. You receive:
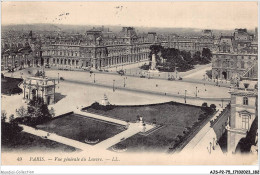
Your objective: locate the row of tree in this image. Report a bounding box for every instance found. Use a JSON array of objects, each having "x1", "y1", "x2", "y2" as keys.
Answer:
[{"x1": 148, "y1": 45, "x2": 212, "y2": 72}]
